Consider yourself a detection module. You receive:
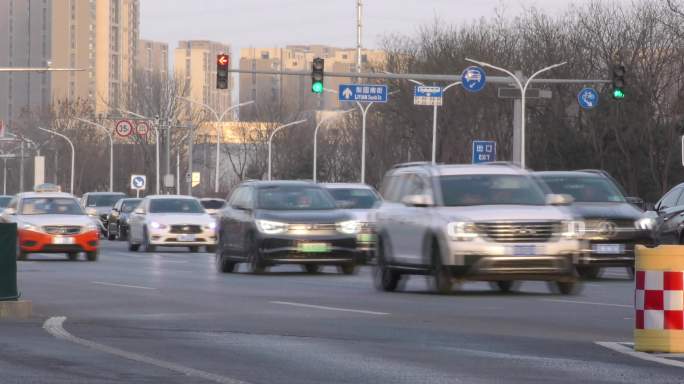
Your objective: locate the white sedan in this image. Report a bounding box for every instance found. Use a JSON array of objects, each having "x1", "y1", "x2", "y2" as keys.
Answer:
[{"x1": 127, "y1": 195, "x2": 217, "y2": 253}]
